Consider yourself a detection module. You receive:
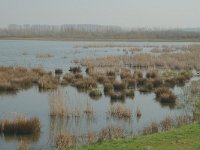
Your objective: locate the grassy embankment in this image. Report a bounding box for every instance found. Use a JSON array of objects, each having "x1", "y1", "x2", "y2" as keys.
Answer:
[{"x1": 70, "y1": 122, "x2": 200, "y2": 150}]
